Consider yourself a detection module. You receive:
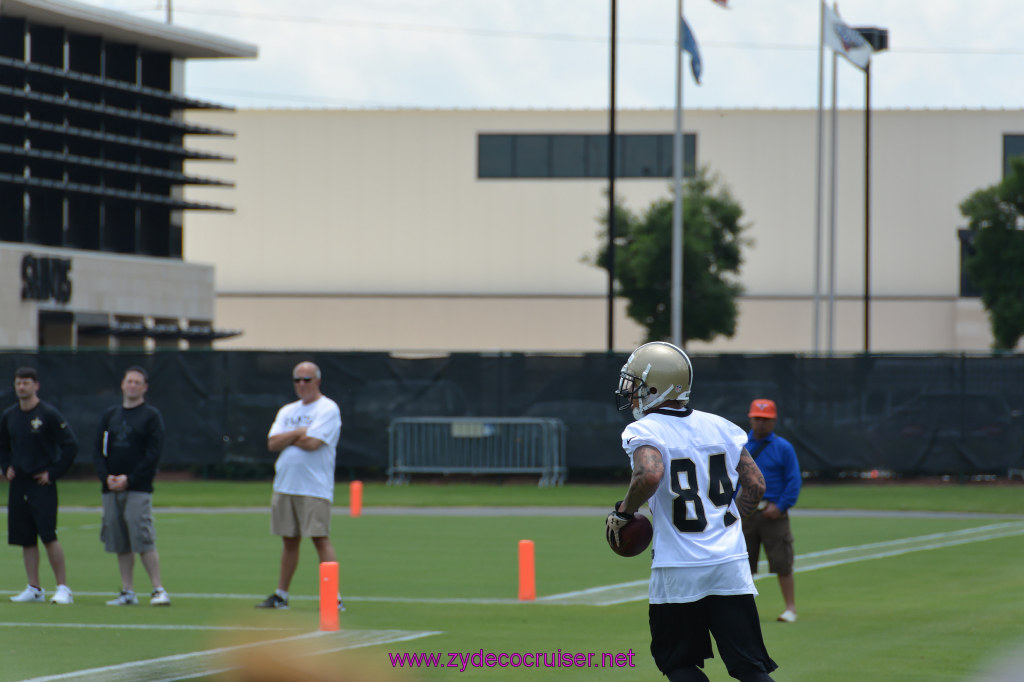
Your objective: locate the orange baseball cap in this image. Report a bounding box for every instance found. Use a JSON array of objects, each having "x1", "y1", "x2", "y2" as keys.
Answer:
[{"x1": 748, "y1": 399, "x2": 777, "y2": 419}]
